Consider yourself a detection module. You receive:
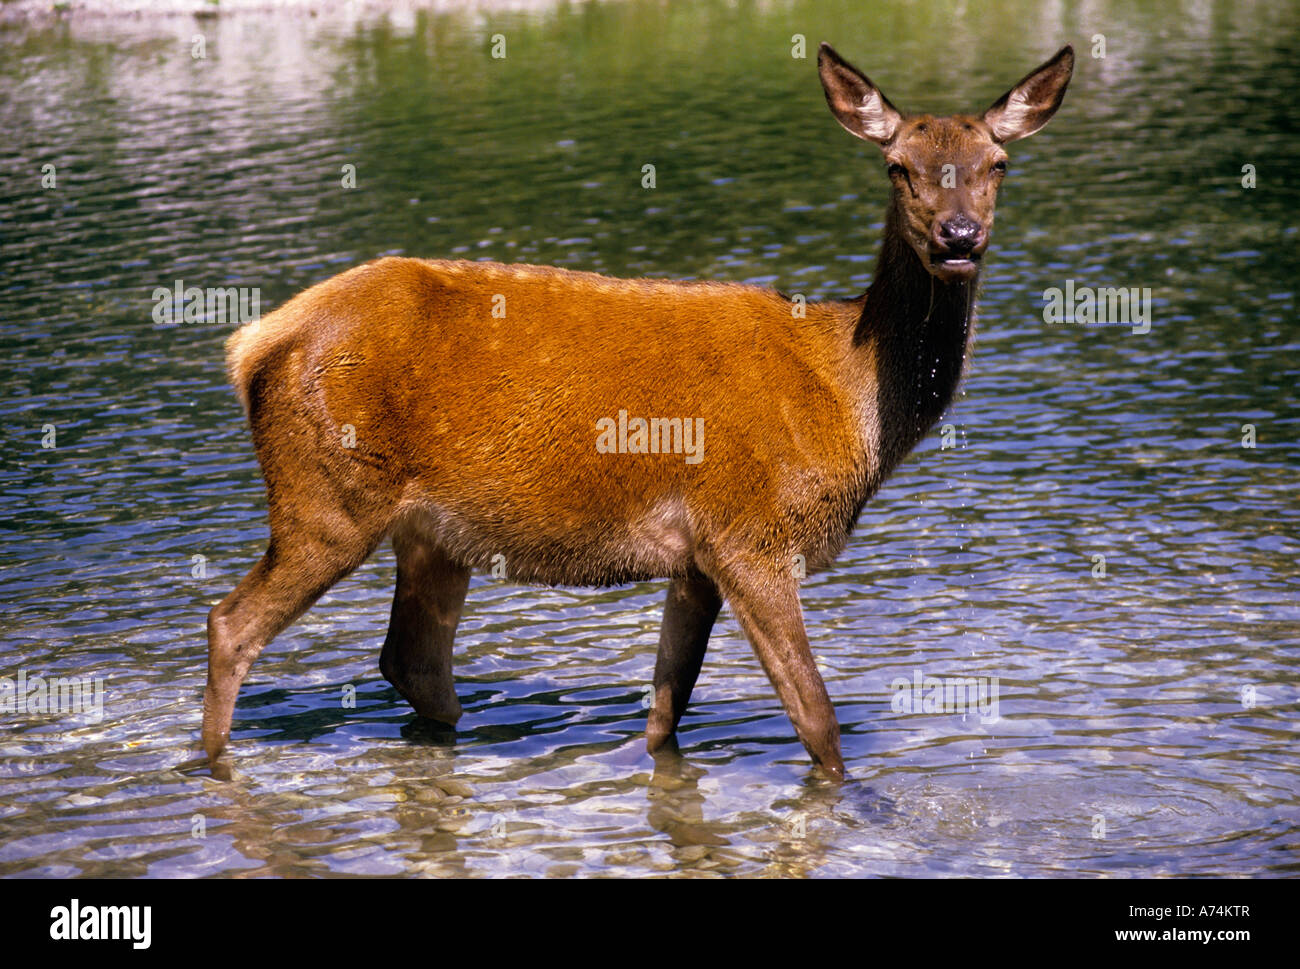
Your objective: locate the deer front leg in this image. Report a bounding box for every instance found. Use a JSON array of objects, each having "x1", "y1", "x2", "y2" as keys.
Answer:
[
  {"x1": 646, "y1": 571, "x2": 723, "y2": 753},
  {"x1": 714, "y1": 566, "x2": 844, "y2": 779}
]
